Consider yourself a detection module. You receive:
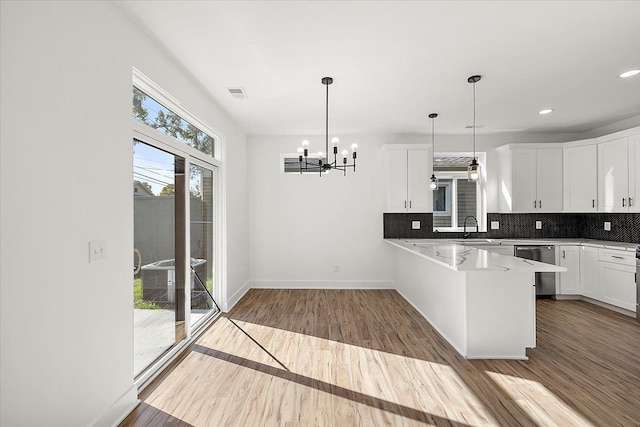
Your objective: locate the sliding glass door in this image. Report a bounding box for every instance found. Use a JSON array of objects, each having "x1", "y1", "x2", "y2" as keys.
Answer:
[
  {"x1": 189, "y1": 162, "x2": 219, "y2": 327},
  {"x1": 133, "y1": 140, "x2": 219, "y2": 378},
  {"x1": 133, "y1": 140, "x2": 185, "y2": 376}
]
